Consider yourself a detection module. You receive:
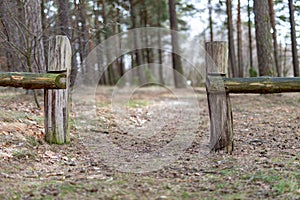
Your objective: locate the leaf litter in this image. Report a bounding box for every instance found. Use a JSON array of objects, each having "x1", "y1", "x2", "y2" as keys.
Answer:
[{"x1": 0, "y1": 88, "x2": 299, "y2": 199}]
